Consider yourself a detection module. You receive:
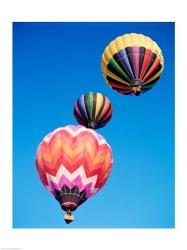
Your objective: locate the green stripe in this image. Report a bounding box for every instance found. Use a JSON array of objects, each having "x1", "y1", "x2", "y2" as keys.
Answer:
[
  {"x1": 86, "y1": 92, "x2": 94, "y2": 120},
  {"x1": 110, "y1": 58, "x2": 131, "y2": 82}
]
